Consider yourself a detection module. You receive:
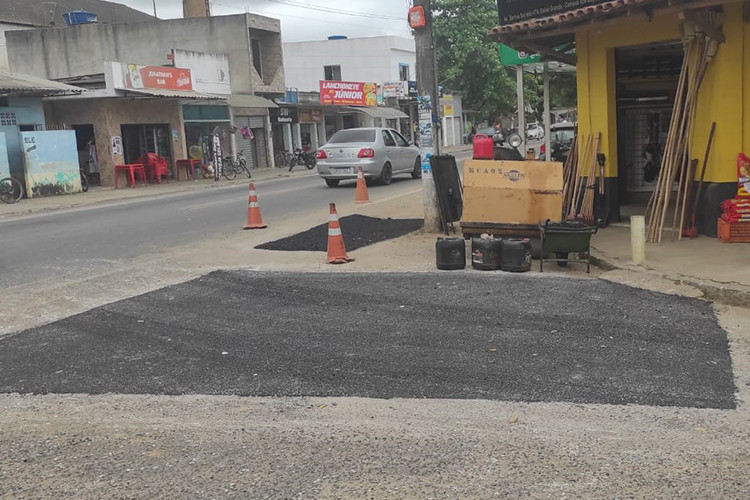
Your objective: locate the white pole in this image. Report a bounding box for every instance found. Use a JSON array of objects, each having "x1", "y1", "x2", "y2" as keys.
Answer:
[
  {"x1": 516, "y1": 66, "x2": 526, "y2": 156},
  {"x1": 543, "y1": 63, "x2": 551, "y2": 162},
  {"x1": 631, "y1": 215, "x2": 646, "y2": 264}
]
